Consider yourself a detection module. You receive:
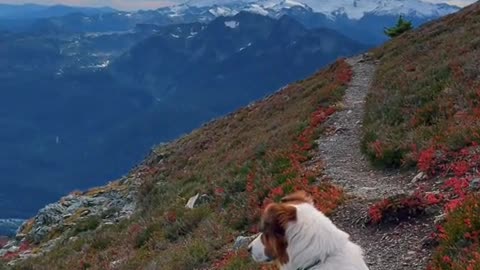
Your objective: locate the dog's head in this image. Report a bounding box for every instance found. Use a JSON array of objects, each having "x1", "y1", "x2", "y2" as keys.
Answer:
[{"x1": 248, "y1": 191, "x2": 313, "y2": 265}]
